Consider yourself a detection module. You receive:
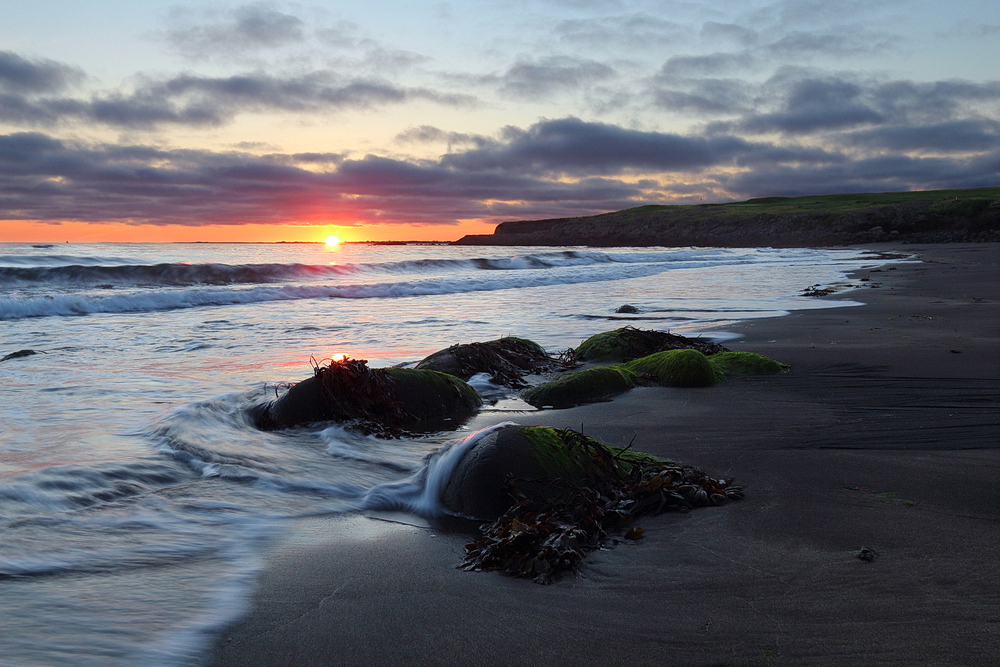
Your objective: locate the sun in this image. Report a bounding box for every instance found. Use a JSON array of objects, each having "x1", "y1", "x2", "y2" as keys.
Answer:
[{"x1": 324, "y1": 235, "x2": 341, "y2": 247}]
